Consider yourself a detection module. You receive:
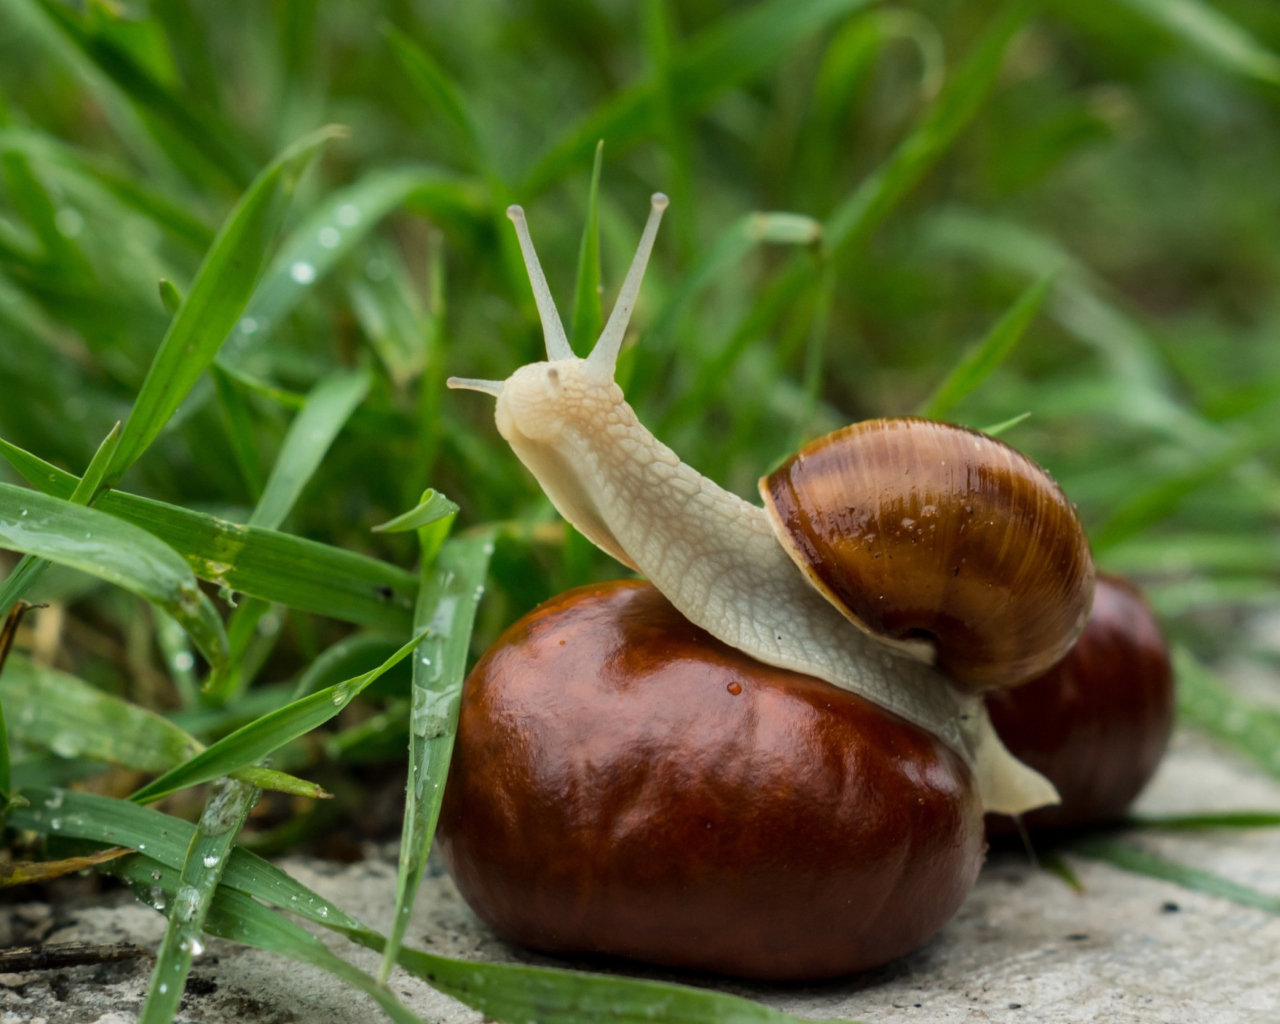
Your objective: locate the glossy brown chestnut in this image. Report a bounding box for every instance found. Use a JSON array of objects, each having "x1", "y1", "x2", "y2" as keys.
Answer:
[
  {"x1": 437, "y1": 579, "x2": 985, "y2": 981},
  {"x1": 985, "y1": 573, "x2": 1174, "y2": 833},
  {"x1": 761, "y1": 417, "x2": 1095, "y2": 694}
]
